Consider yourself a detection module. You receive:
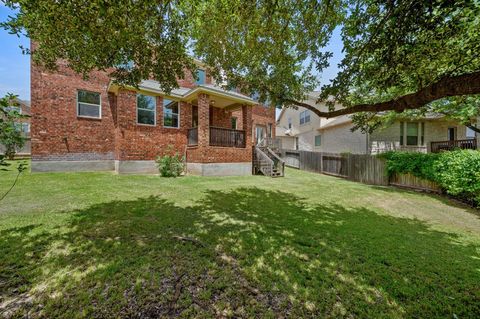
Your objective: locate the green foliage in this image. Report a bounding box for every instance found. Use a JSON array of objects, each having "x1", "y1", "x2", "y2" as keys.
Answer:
[
  {"x1": 2, "y1": 1, "x2": 480, "y2": 130},
  {"x1": 379, "y1": 151, "x2": 439, "y2": 181},
  {"x1": 155, "y1": 146, "x2": 185, "y2": 177},
  {"x1": 380, "y1": 150, "x2": 480, "y2": 205},
  {"x1": 0, "y1": 93, "x2": 27, "y2": 160},
  {"x1": 433, "y1": 150, "x2": 480, "y2": 203}
]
